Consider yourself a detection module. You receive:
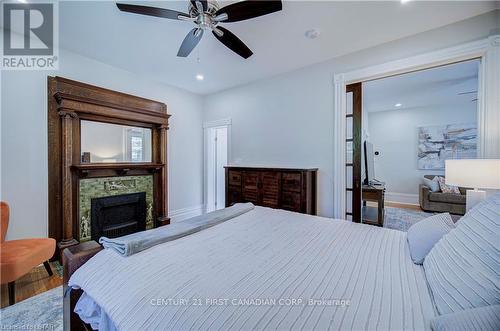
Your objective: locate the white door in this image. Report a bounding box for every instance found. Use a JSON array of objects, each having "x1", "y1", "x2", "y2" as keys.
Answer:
[{"x1": 205, "y1": 126, "x2": 228, "y2": 212}]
